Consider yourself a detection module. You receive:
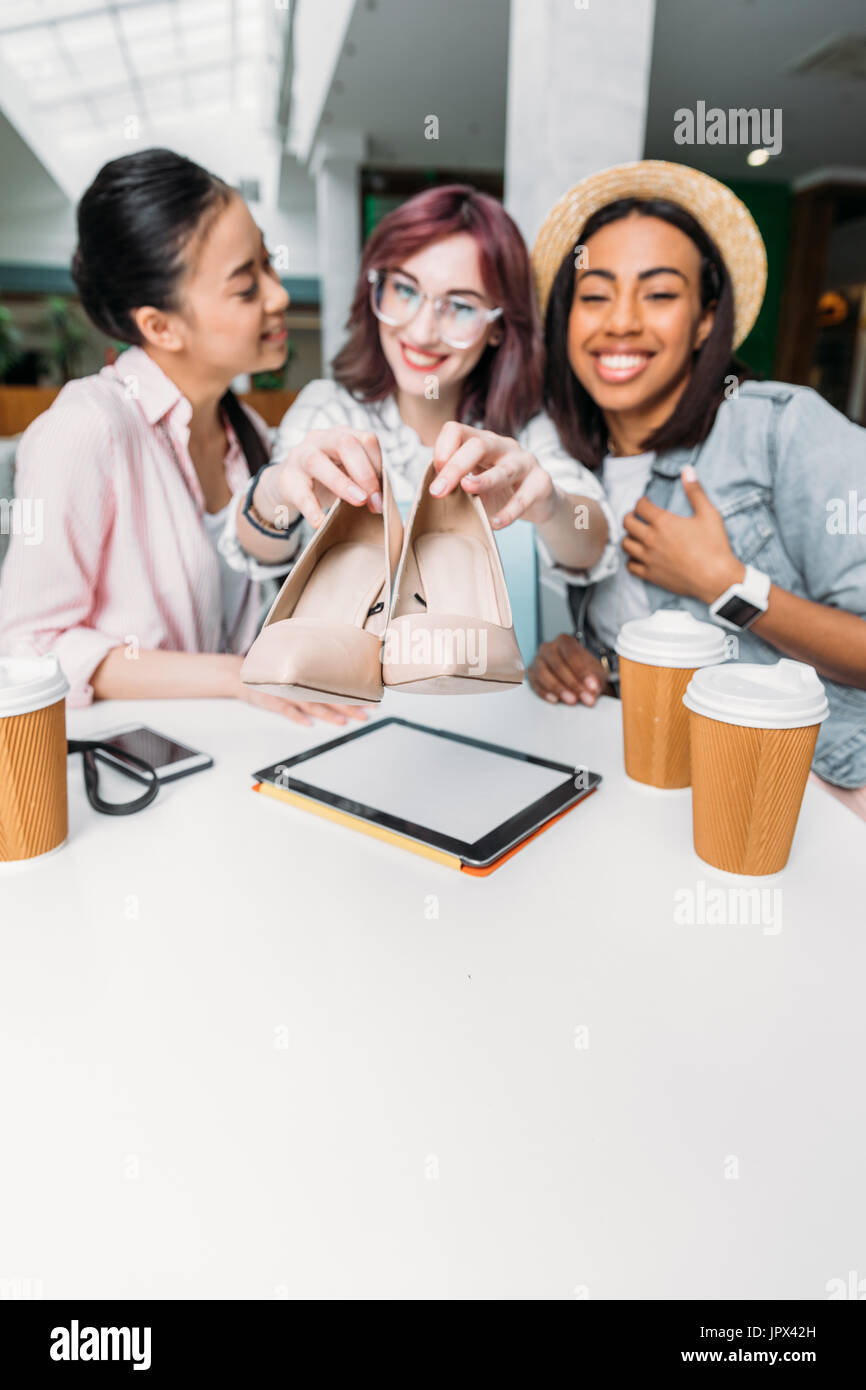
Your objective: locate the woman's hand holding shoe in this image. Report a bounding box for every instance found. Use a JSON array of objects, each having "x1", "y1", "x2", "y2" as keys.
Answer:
[
  {"x1": 255, "y1": 428, "x2": 387, "y2": 530},
  {"x1": 426, "y1": 421, "x2": 609, "y2": 572},
  {"x1": 426, "y1": 421, "x2": 556, "y2": 528}
]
